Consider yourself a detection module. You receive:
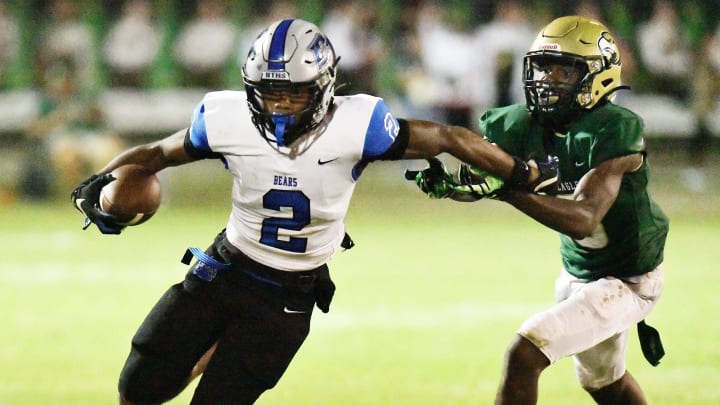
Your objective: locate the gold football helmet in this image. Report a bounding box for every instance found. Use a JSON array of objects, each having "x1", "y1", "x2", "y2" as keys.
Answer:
[{"x1": 523, "y1": 16, "x2": 623, "y2": 126}]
